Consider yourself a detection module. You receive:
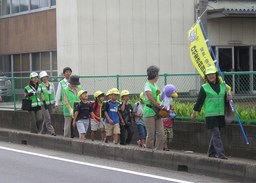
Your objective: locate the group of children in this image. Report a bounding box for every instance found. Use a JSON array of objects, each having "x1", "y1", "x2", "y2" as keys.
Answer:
[
  {"x1": 24, "y1": 67, "x2": 175, "y2": 151},
  {"x1": 70, "y1": 85, "x2": 175, "y2": 151}
]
